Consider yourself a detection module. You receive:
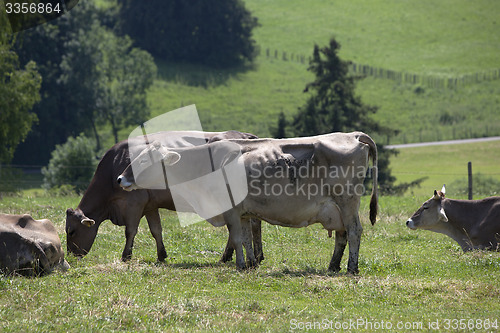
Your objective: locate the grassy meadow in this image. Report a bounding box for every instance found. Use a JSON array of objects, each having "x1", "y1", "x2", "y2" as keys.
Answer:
[
  {"x1": 1, "y1": 193, "x2": 499, "y2": 332},
  {"x1": 103, "y1": 0, "x2": 500, "y2": 150},
  {"x1": 389, "y1": 139, "x2": 500, "y2": 196},
  {"x1": 2, "y1": 0, "x2": 500, "y2": 331}
]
